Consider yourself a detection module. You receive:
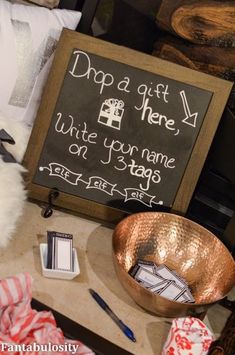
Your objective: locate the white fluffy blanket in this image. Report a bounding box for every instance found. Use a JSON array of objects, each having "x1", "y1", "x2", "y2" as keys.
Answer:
[{"x1": 0, "y1": 116, "x2": 31, "y2": 247}]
